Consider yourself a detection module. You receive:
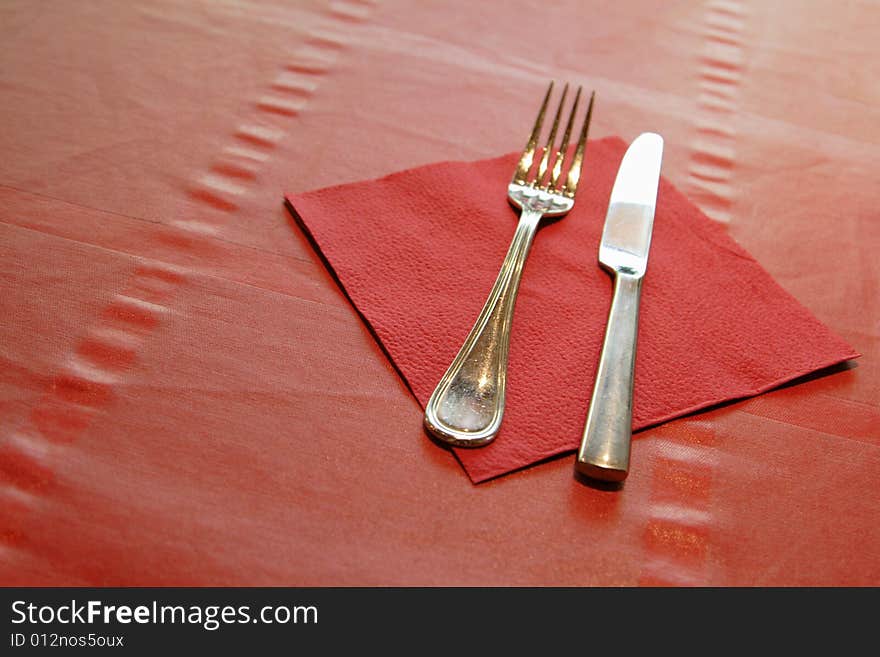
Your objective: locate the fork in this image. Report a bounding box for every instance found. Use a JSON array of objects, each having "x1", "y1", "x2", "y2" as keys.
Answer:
[{"x1": 424, "y1": 82, "x2": 595, "y2": 447}]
